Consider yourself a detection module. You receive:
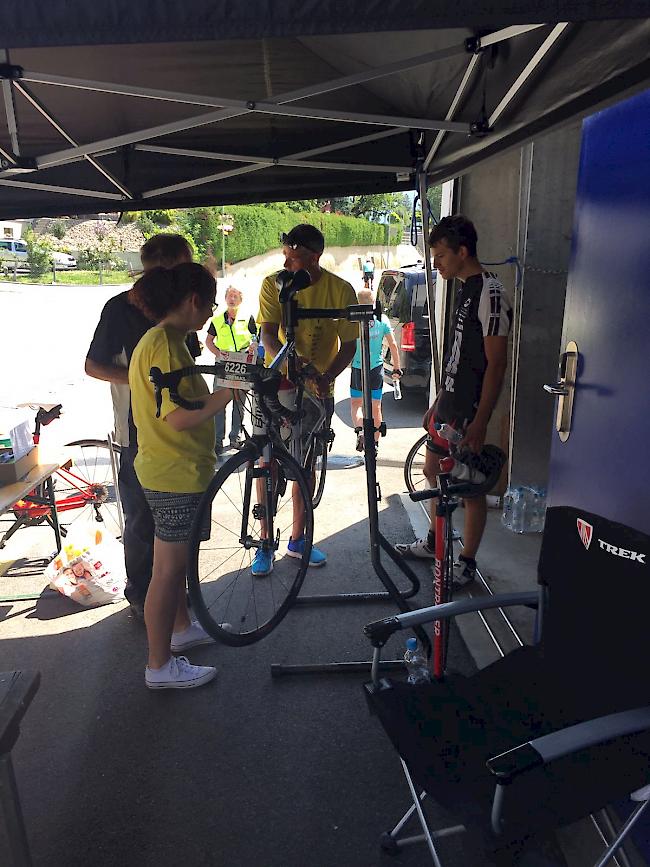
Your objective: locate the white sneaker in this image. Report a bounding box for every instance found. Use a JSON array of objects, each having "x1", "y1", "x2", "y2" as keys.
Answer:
[
  {"x1": 145, "y1": 655, "x2": 216, "y2": 690},
  {"x1": 171, "y1": 620, "x2": 216, "y2": 652},
  {"x1": 395, "y1": 538, "x2": 436, "y2": 559}
]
